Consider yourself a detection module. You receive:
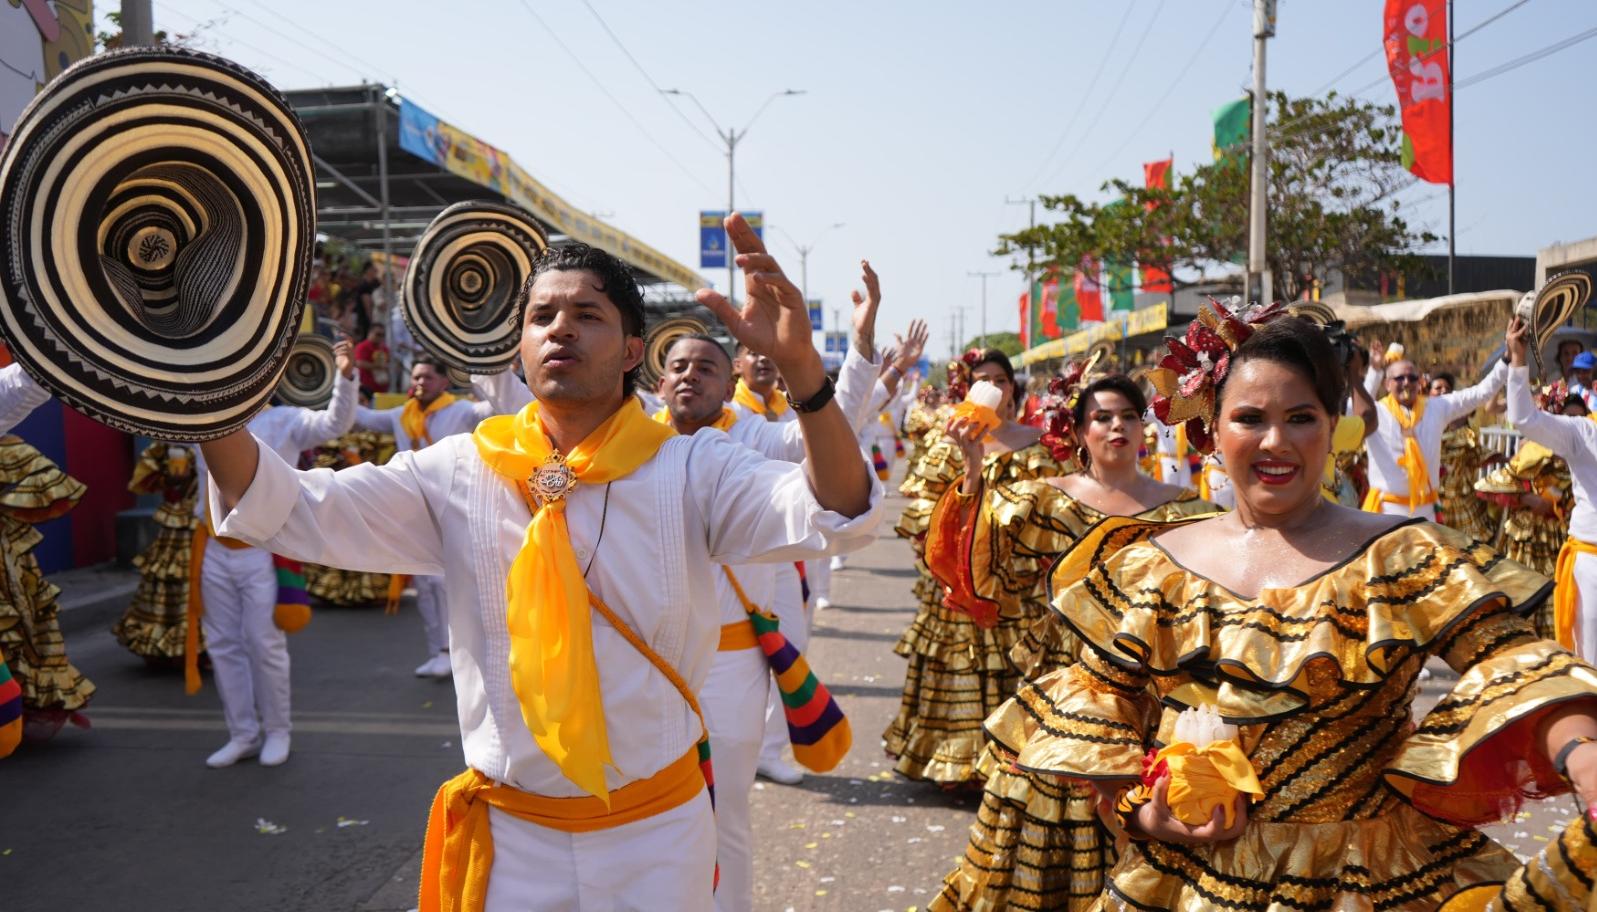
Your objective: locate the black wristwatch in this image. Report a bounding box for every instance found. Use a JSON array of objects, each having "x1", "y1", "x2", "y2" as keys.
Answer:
[
  {"x1": 1553, "y1": 735, "x2": 1596, "y2": 784},
  {"x1": 785, "y1": 375, "x2": 836, "y2": 414}
]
